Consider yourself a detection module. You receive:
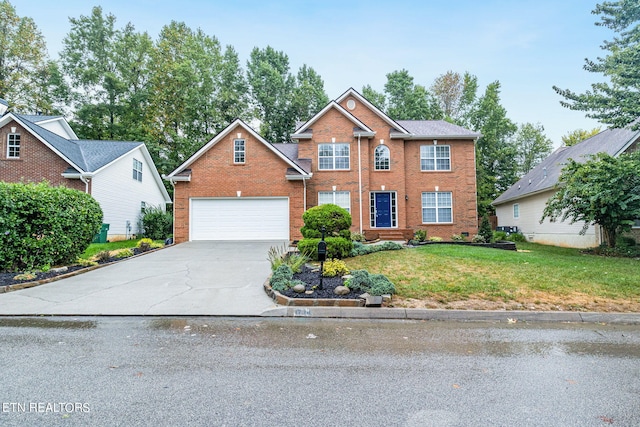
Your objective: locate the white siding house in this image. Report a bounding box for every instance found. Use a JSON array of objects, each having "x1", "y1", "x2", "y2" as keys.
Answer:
[
  {"x1": 91, "y1": 146, "x2": 170, "y2": 238},
  {"x1": 493, "y1": 126, "x2": 640, "y2": 248}
]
